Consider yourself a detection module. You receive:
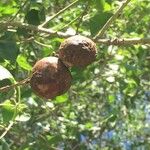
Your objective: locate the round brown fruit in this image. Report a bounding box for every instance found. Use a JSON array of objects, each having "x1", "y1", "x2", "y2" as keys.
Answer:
[
  {"x1": 30, "y1": 57, "x2": 72, "y2": 99},
  {"x1": 58, "y1": 35, "x2": 97, "y2": 68}
]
